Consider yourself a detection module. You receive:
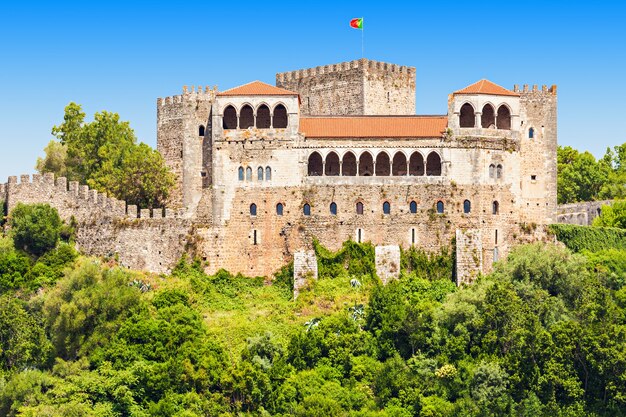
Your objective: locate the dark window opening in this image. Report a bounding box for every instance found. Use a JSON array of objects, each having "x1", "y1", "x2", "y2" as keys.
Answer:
[
  {"x1": 256, "y1": 104, "x2": 271, "y2": 128},
  {"x1": 330, "y1": 202, "x2": 337, "y2": 215},
  {"x1": 223, "y1": 105, "x2": 237, "y2": 129},
  {"x1": 426, "y1": 152, "x2": 442, "y2": 176},
  {"x1": 359, "y1": 152, "x2": 374, "y2": 176},
  {"x1": 464, "y1": 199, "x2": 471, "y2": 213},
  {"x1": 357, "y1": 228, "x2": 363, "y2": 243},
  {"x1": 308, "y1": 152, "x2": 323, "y2": 176},
  {"x1": 276, "y1": 203, "x2": 283, "y2": 216},
  {"x1": 436, "y1": 201, "x2": 444, "y2": 214},
  {"x1": 392, "y1": 152, "x2": 407, "y2": 176},
  {"x1": 492, "y1": 201, "x2": 499, "y2": 215},
  {"x1": 246, "y1": 167, "x2": 252, "y2": 181},
  {"x1": 383, "y1": 201, "x2": 391, "y2": 214},
  {"x1": 481, "y1": 104, "x2": 495, "y2": 128},
  {"x1": 253, "y1": 230, "x2": 258, "y2": 245},
  {"x1": 199, "y1": 125, "x2": 205, "y2": 136},
  {"x1": 375, "y1": 152, "x2": 391, "y2": 176},
  {"x1": 303, "y1": 203, "x2": 311, "y2": 216},
  {"x1": 529, "y1": 127, "x2": 534, "y2": 139},
  {"x1": 273, "y1": 104, "x2": 288, "y2": 128},
  {"x1": 238, "y1": 166, "x2": 244, "y2": 181},
  {"x1": 325, "y1": 152, "x2": 340, "y2": 176},
  {"x1": 342, "y1": 152, "x2": 357, "y2": 176},
  {"x1": 497, "y1": 105, "x2": 511, "y2": 130},
  {"x1": 356, "y1": 202, "x2": 364, "y2": 215},
  {"x1": 411, "y1": 228, "x2": 416, "y2": 245},
  {"x1": 250, "y1": 203, "x2": 257, "y2": 216},
  {"x1": 410, "y1": 201, "x2": 417, "y2": 214},
  {"x1": 240, "y1": 105, "x2": 254, "y2": 129},
  {"x1": 409, "y1": 152, "x2": 424, "y2": 176},
  {"x1": 496, "y1": 164, "x2": 503, "y2": 179},
  {"x1": 489, "y1": 164, "x2": 495, "y2": 178},
  {"x1": 531, "y1": 175, "x2": 537, "y2": 181},
  {"x1": 460, "y1": 103, "x2": 475, "y2": 128},
  {"x1": 495, "y1": 229, "x2": 498, "y2": 245},
  {"x1": 266, "y1": 167, "x2": 271, "y2": 180},
  {"x1": 257, "y1": 167, "x2": 264, "y2": 181}
]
